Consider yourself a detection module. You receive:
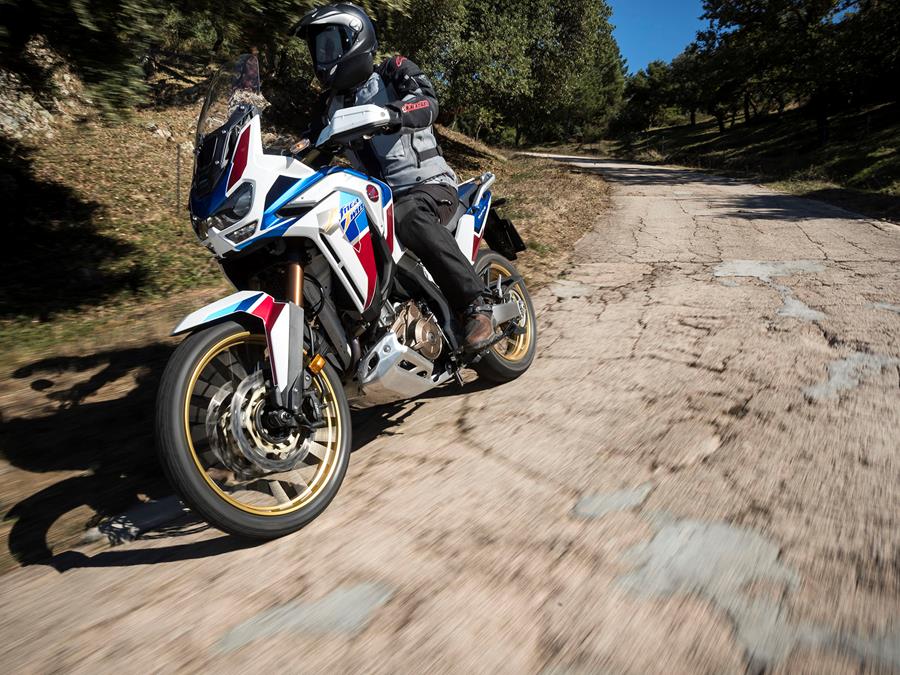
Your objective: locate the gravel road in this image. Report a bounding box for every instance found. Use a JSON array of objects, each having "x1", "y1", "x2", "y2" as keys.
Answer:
[{"x1": 1, "y1": 159, "x2": 898, "y2": 673}]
